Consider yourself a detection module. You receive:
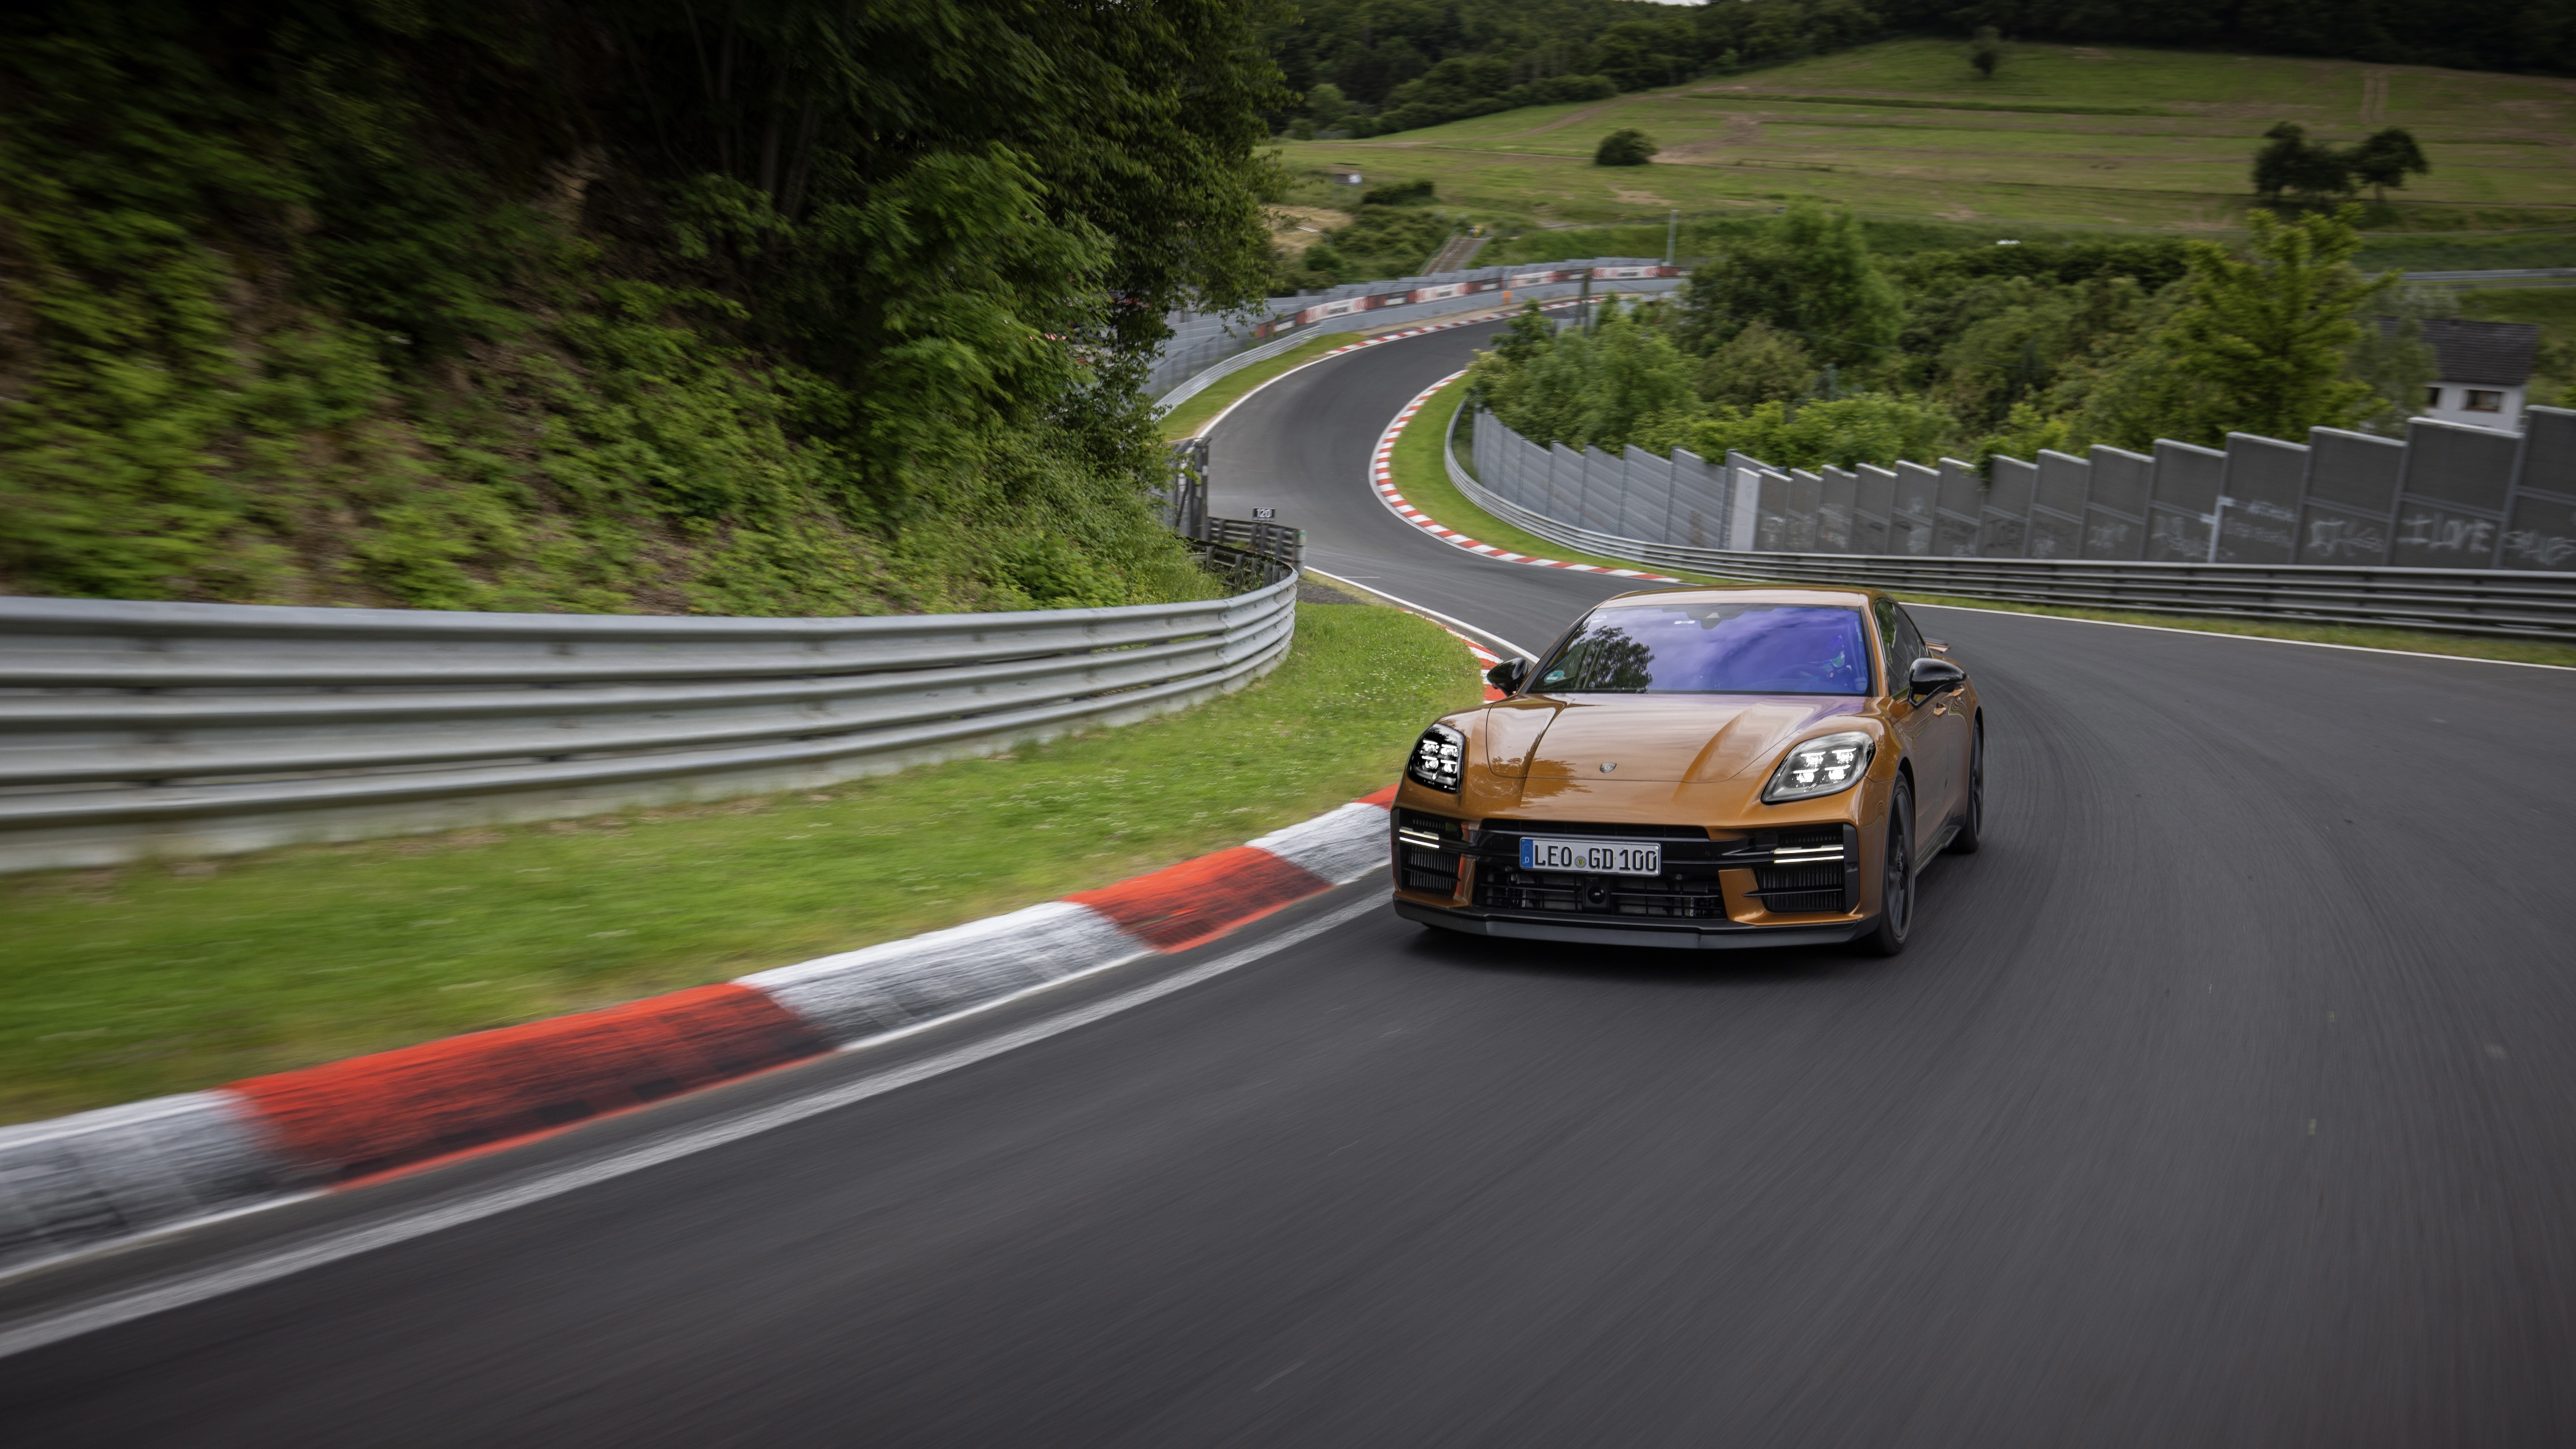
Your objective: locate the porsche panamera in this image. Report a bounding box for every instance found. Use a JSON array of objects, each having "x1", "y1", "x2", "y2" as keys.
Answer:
[{"x1": 1389, "y1": 587, "x2": 1982, "y2": 954}]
